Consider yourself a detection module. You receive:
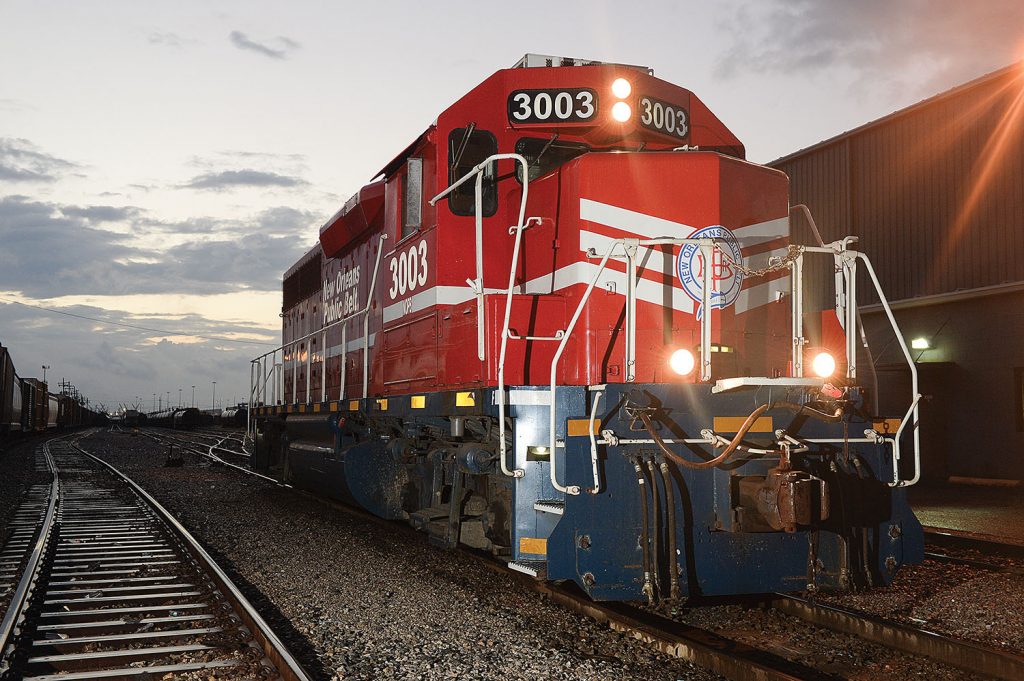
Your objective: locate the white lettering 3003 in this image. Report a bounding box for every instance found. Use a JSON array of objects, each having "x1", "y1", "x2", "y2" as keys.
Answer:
[{"x1": 388, "y1": 241, "x2": 428, "y2": 299}]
